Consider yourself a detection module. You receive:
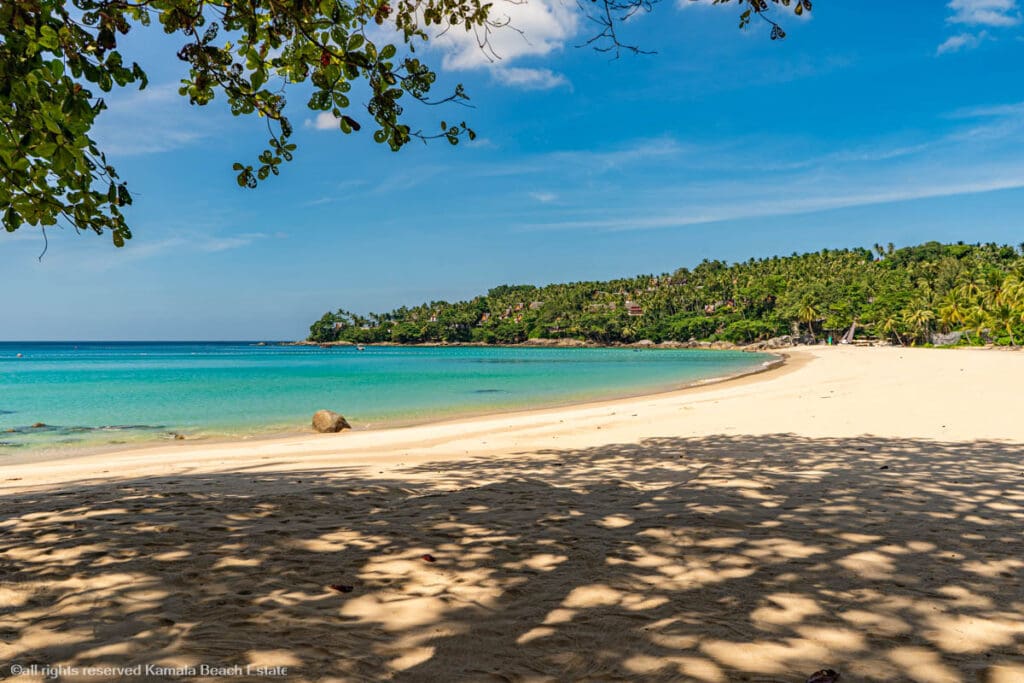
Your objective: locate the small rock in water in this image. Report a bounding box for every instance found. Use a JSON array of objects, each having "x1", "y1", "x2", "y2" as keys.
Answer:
[
  {"x1": 30, "y1": 422, "x2": 46, "y2": 429},
  {"x1": 312, "y1": 410, "x2": 351, "y2": 433},
  {"x1": 174, "y1": 433, "x2": 186, "y2": 441}
]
